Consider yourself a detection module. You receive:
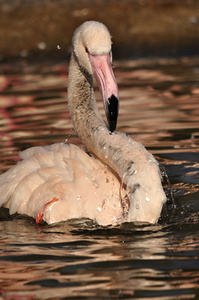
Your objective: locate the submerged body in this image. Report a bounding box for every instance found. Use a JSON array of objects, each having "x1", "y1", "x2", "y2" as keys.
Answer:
[
  {"x1": 0, "y1": 143, "x2": 128, "y2": 225},
  {"x1": 0, "y1": 21, "x2": 166, "y2": 225}
]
